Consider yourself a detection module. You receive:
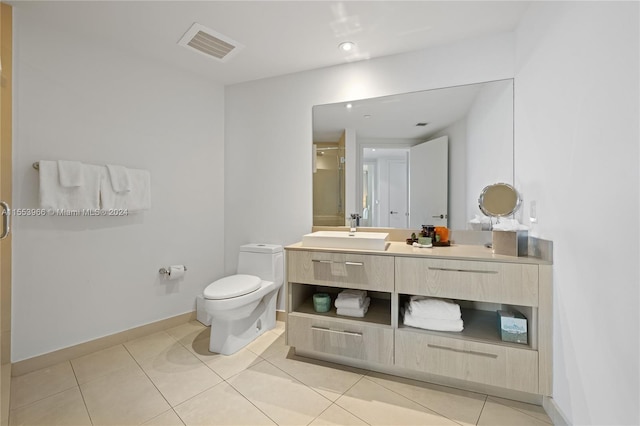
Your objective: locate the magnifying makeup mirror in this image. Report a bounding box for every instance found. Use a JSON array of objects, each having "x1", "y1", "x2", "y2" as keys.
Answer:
[
  {"x1": 478, "y1": 183, "x2": 522, "y2": 218},
  {"x1": 478, "y1": 183, "x2": 522, "y2": 246}
]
